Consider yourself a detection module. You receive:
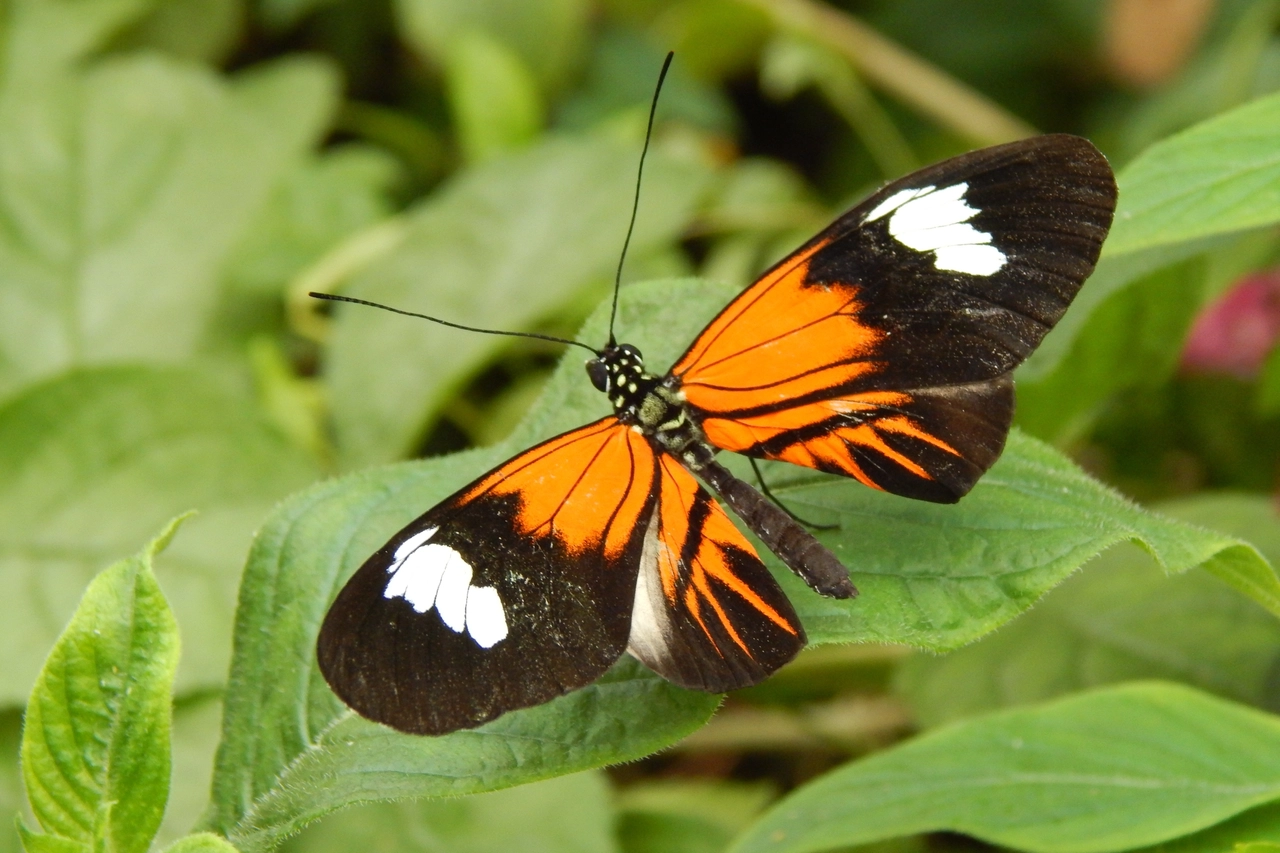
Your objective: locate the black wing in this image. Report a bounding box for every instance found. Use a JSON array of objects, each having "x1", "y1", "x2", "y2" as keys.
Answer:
[{"x1": 317, "y1": 418, "x2": 658, "y2": 735}]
